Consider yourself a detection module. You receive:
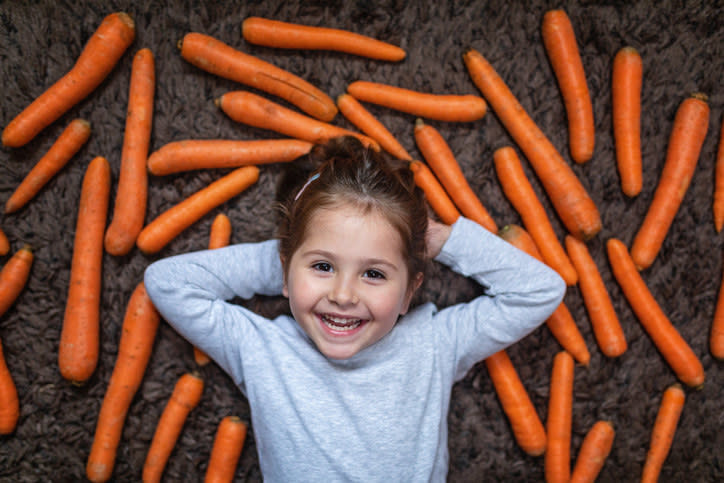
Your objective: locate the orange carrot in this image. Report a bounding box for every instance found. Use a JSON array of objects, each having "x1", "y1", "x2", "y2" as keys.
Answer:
[
  {"x1": 498, "y1": 224, "x2": 590, "y2": 366},
  {"x1": 463, "y1": 48, "x2": 601, "y2": 240},
  {"x1": 136, "y1": 165, "x2": 259, "y2": 255},
  {"x1": 5, "y1": 118, "x2": 91, "y2": 214},
  {"x1": 104, "y1": 48, "x2": 155, "y2": 256},
  {"x1": 347, "y1": 80, "x2": 487, "y2": 122},
  {"x1": 0, "y1": 245, "x2": 34, "y2": 318},
  {"x1": 606, "y1": 238, "x2": 705, "y2": 388},
  {"x1": 485, "y1": 350, "x2": 547, "y2": 456},
  {"x1": 546, "y1": 303, "x2": 590, "y2": 367},
  {"x1": 0, "y1": 338, "x2": 19, "y2": 435},
  {"x1": 541, "y1": 9, "x2": 594, "y2": 164},
  {"x1": 204, "y1": 416, "x2": 248, "y2": 483},
  {"x1": 641, "y1": 384, "x2": 686, "y2": 483},
  {"x1": 570, "y1": 420, "x2": 615, "y2": 483},
  {"x1": 0, "y1": 228, "x2": 8, "y2": 256},
  {"x1": 207, "y1": 213, "x2": 232, "y2": 250},
  {"x1": 58, "y1": 156, "x2": 111, "y2": 385},
  {"x1": 712, "y1": 116, "x2": 724, "y2": 232},
  {"x1": 414, "y1": 119, "x2": 497, "y2": 232},
  {"x1": 565, "y1": 235, "x2": 627, "y2": 358},
  {"x1": 545, "y1": 350, "x2": 575, "y2": 483},
  {"x1": 493, "y1": 146, "x2": 577, "y2": 285},
  {"x1": 612, "y1": 46, "x2": 643, "y2": 197},
  {"x1": 179, "y1": 32, "x2": 337, "y2": 121},
  {"x1": 2, "y1": 12, "x2": 135, "y2": 148},
  {"x1": 630, "y1": 93, "x2": 710, "y2": 270},
  {"x1": 337, "y1": 94, "x2": 412, "y2": 160},
  {"x1": 216, "y1": 91, "x2": 379, "y2": 151},
  {"x1": 408, "y1": 160, "x2": 461, "y2": 225},
  {"x1": 86, "y1": 282, "x2": 161, "y2": 483},
  {"x1": 192, "y1": 350, "x2": 210, "y2": 370},
  {"x1": 147, "y1": 139, "x2": 312, "y2": 176},
  {"x1": 710, "y1": 261, "x2": 724, "y2": 360},
  {"x1": 241, "y1": 16, "x2": 405, "y2": 62},
  {"x1": 143, "y1": 372, "x2": 204, "y2": 483},
  {"x1": 193, "y1": 213, "x2": 232, "y2": 367}
]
